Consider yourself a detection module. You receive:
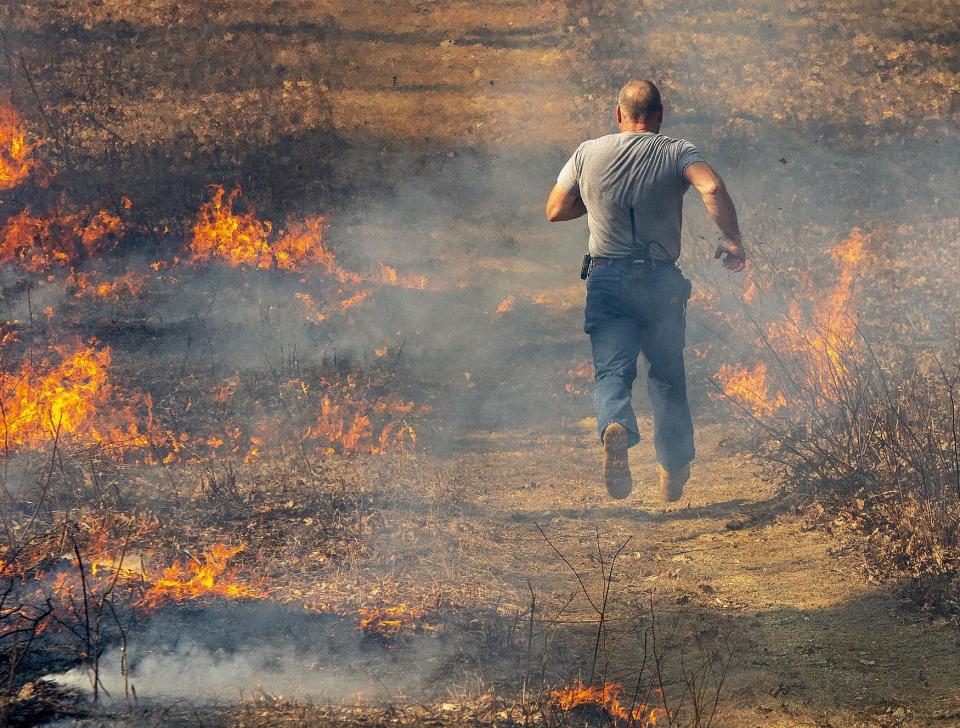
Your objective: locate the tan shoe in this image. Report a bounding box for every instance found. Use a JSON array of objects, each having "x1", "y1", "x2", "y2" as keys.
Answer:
[
  {"x1": 658, "y1": 463, "x2": 690, "y2": 502},
  {"x1": 602, "y1": 423, "x2": 632, "y2": 499}
]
